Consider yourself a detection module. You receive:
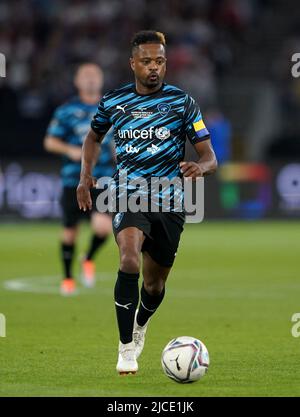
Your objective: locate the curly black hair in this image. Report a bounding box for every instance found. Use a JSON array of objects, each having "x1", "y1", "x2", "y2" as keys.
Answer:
[{"x1": 131, "y1": 30, "x2": 166, "y2": 52}]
